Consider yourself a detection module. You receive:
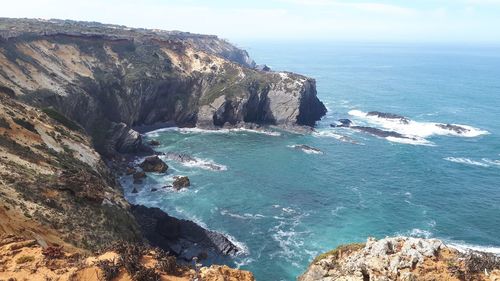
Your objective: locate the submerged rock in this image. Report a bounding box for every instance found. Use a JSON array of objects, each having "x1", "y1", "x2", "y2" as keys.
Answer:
[
  {"x1": 173, "y1": 176, "x2": 190, "y2": 190},
  {"x1": 139, "y1": 156, "x2": 168, "y2": 173},
  {"x1": 290, "y1": 144, "x2": 323, "y2": 154},
  {"x1": 148, "y1": 139, "x2": 161, "y2": 146}
]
